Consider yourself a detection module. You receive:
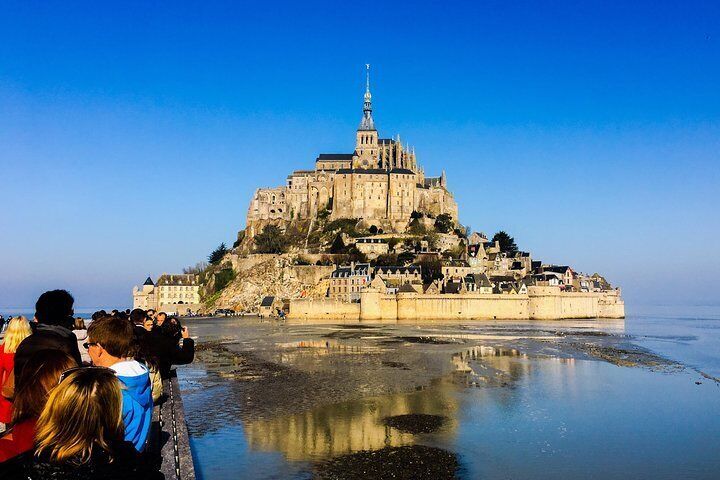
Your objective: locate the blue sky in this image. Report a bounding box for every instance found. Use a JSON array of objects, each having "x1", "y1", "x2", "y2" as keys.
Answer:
[{"x1": 1, "y1": 1, "x2": 718, "y2": 309}]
